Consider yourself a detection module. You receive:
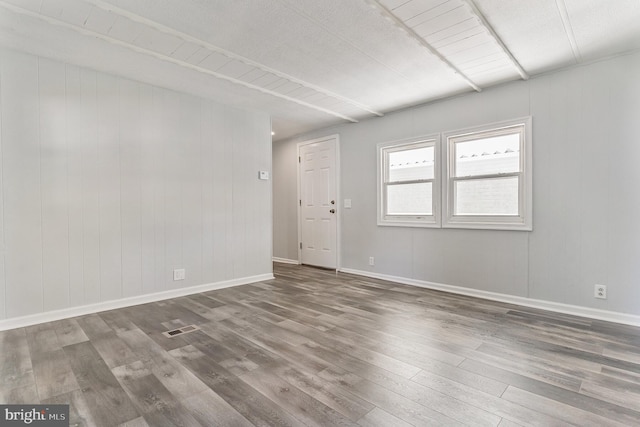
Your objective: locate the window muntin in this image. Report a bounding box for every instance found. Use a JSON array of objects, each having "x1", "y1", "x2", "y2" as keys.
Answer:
[
  {"x1": 378, "y1": 137, "x2": 439, "y2": 227},
  {"x1": 444, "y1": 118, "x2": 532, "y2": 230}
]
